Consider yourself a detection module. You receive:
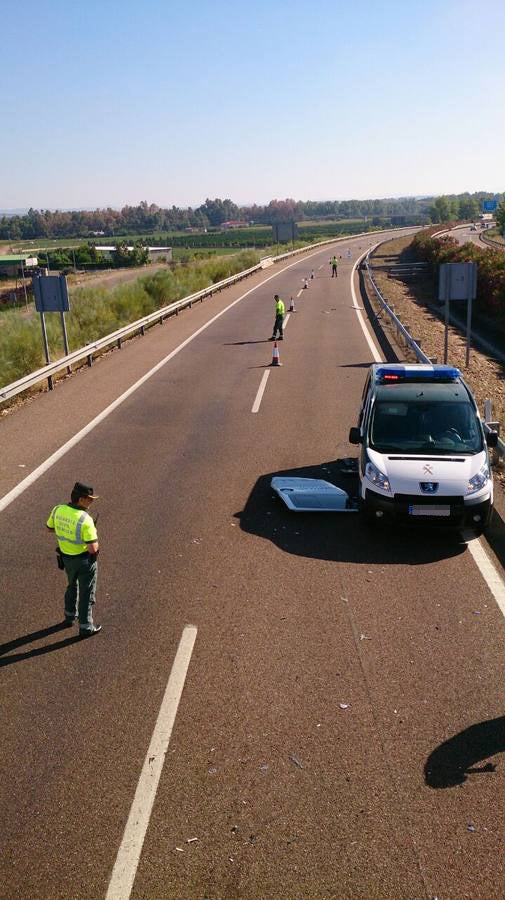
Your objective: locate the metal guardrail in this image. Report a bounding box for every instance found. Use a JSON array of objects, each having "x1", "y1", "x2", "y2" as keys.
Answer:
[
  {"x1": 364, "y1": 245, "x2": 505, "y2": 459},
  {"x1": 480, "y1": 231, "x2": 505, "y2": 250},
  {"x1": 0, "y1": 226, "x2": 418, "y2": 403},
  {"x1": 364, "y1": 249, "x2": 432, "y2": 364}
]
